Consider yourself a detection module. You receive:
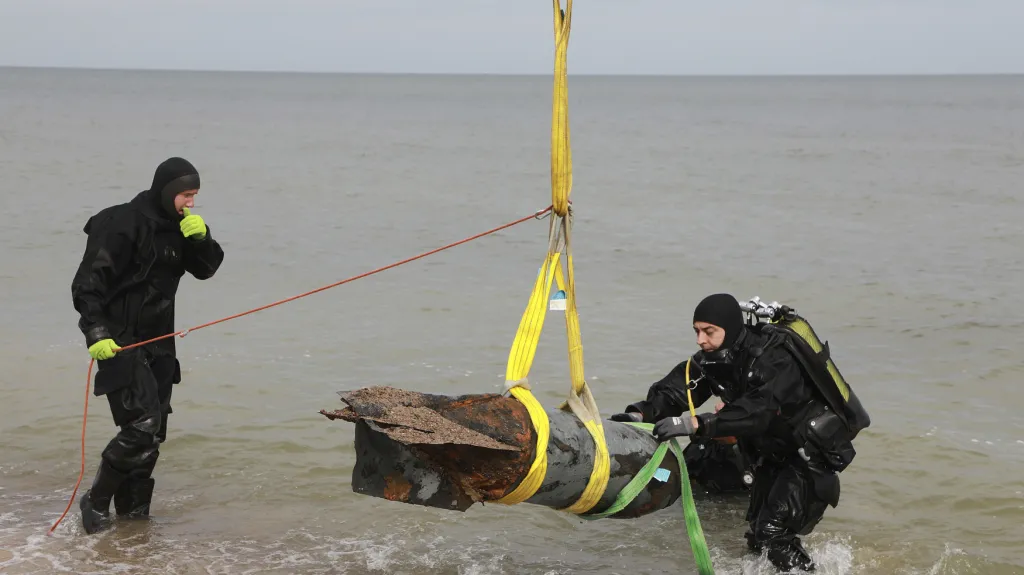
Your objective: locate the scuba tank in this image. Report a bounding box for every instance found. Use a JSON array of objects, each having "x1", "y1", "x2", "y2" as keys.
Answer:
[{"x1": 739, "y1": 297, "x2": 871, "y2": 476}]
